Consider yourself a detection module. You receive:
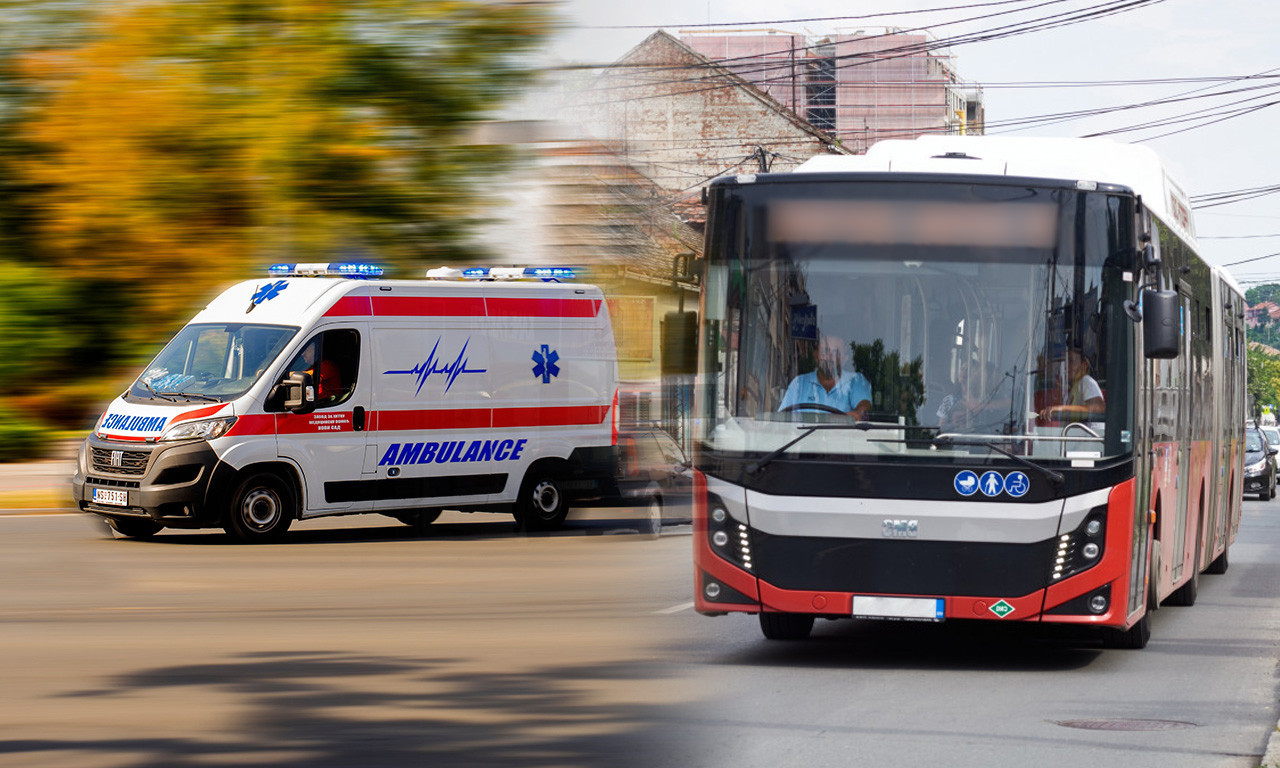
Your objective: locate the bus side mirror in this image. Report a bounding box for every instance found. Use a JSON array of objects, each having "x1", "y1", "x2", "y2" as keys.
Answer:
[
  {"x1": 1143, "y1": 289, "x2": 1180, "y2": 359},
  {"x1": 282, "y1": 371, "x2": 316, "y2": 413}
]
